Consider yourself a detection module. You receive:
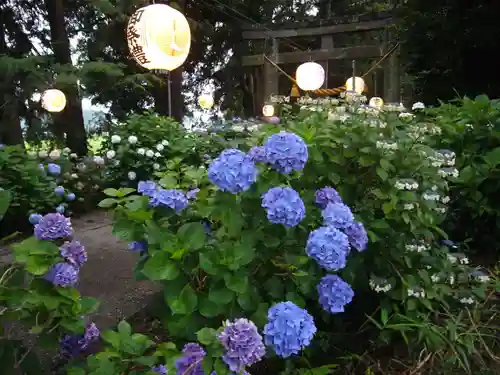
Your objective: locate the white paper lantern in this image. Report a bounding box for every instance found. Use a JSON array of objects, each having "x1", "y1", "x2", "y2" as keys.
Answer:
[
  {"x1": 41, "y1": 89, "x2": 66, "y2": 112},
  {"x1": 262, "y1": 104, "x2": 274, "y2": 117},
  {"x1": 198, "y1": 94, "x2": 214, "y2": 109},
  {"x1": 126, "y1": 4, "x2": 191, "y2": 71},
  {"x1": 296, "y1": 62, "x2": 325, "y2": 91},
  {"x1": 369, "y1": 97, "x2": 384, "y2": 109},
  {"x1": 345, "y1": 77, "x2": 365, "y2": 94}
]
